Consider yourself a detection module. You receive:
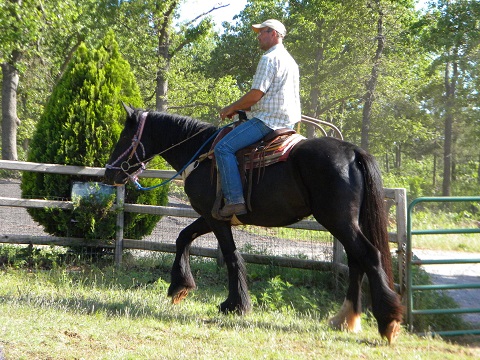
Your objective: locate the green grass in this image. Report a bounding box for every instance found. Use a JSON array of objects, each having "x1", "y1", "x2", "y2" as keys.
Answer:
[
  {"x1": 410, "y1": 209, "x2": 480, "y2": 252},
  {"x1": 1, "y1": 249, "x2": 479, "y2": 359}
]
